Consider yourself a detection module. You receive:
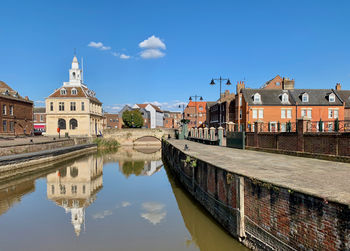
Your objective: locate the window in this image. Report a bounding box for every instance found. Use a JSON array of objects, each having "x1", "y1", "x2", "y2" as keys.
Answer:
[
  {"x1": 281, "y1": 109, "x2": 286, "y2": 119},
  {"x1": 81, "y1": 102, "x2": 85, "y2": 111},
  {"x1": 329, "y1": 93, "x2": 335, "y2": 102},
  {"x1": 40, "y1": 115, "x2": 44, "y2": 122},
  {"x1": 2, "y1": 120, "x2": 7, "y2": 132},
  {"x1": 328, "y1": 108, "x2": 339, "y2": 119},
  {"x1": 70, "y1": 119, "x2": 78, "y2": 129},
  {"x1": 276, "y1": 82, "x2": 280, "y2": 86},
  {"x1": 51, "y1": 185, "x2": 55, "y2": 195},
  {"x1": 199, "y1": 106, "x2": 203, "y2": 111},
  {"x1": 50, "y1": 102, "x2": 53, "y2": 111},
  {"x1": 281, "y1": 93, "x2": 289, "y2": 103},
  {"x1": 60, "y1": 88, "x2": 67, "y2": 95},
  {"x1": 59, "y1": 102, "x2": 64, "y2": 111},
  {"x1": 239, "y1": 96, "x2": 242, "y2": 106},
  {"x1": 252, "y1": 109, "x2": 257, "y2": 119},
  {"x1": 60, "y1": 185, "x2": 66, "y2": 195},
  {"x1": 328, "y1": 109, "x2": 333, "y2": 119},
  {"x1": 302, "y1": 93, "x2": 309, "y2": 102},
  {"x1": 71, "y1": 88, "x2": 77, "y2": 95},
  {"x1": 9, "y1": 121, "x2": 14, "y2": 132},
  {"x1": 239, "y1": 109, "x2": 242, "y2": 119},
  {"x1": 301, "y1": 109, "x2": 312, "y2": 119},
  {"x1": 307, "y1": 110, "x2": 312, "y2": 118},
  {"x1": 2, "y1": 105, "x2": 6, "y2": 115},
  {"x1": 71, "y1": 185, "x2": 77, "y2": 194},
  {"x1": 70, "y1": 102, "x2": 76, "y2": 111},
  {"x1": 328, "y1": 122, "x2": 333, "y2": 132},
  {"x1": 253, "y1": 93, "x2": 261, "y2": 103},
  {"x1": 281, "y1": 123, "x2": 286, "y2": 132},
  {"x1": 58, "y1": 119, "x2": 66, "y2": 129},
  {"x1": 287, "y1": 109, "x2": 292, "y2": 119},
  {"x1": 259, "y1": 109, "x2": 264, "y2": 118},
  {"x1": 9, "y1": 106, "x2": 13, "y2": 115},
  {"x1": 82, "y1": 185, "x2": 86, "y2": 194}
]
